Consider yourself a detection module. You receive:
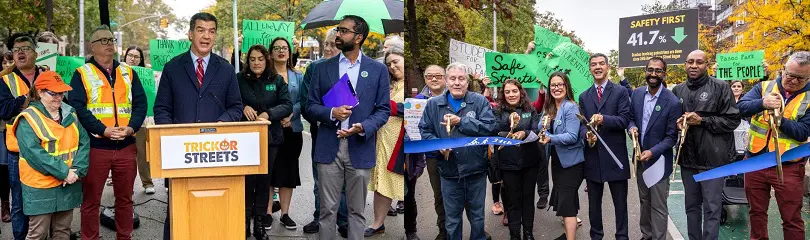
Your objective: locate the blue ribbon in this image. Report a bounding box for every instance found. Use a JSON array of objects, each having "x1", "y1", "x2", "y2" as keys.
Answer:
[
  {"x1": 693, "y1": 143, "x2": 810, "y2": 182},
  {"x1": 404, "y1": 136, "x2": 528, "y2": 153}
]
